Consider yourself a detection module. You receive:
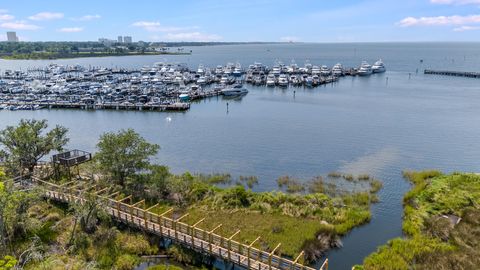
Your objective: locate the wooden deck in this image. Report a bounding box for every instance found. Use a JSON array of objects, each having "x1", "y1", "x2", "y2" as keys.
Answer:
[{"x1": 32, "y1": 178, "x2": 329, "y2": 270}]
